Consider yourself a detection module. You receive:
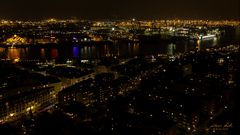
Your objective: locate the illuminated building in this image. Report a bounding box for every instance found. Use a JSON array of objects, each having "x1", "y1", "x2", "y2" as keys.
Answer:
[
  {"x1": 35, "y1": 36, "x2": 59, "y2": 44},
  {"x1": 0, "y1": 86, "x2": 55, "y2": 123},
  {"x1": 58, "y1": 79, "x2": 95, "y2": 106},
  {"x1": 4, "y1": 35, "x2": 28, "y2": 47}
]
